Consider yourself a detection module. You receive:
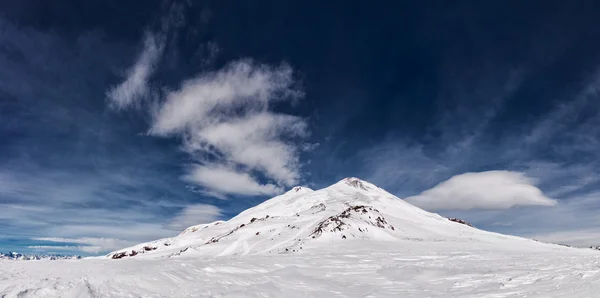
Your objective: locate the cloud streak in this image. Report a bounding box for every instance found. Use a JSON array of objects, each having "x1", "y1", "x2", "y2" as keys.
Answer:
[
  {"x1": 32, "y1": 237, "x2": 134, "y2": 254},
  {"x1": 183, "y1": 164, "x2": 283, "y2": 196},
  {"x1": 167, "y1": 204, "x2": 223, "y2": 231},
  {"x1": 106, "y1": 33, "x2": 163, "y2": 109}
]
